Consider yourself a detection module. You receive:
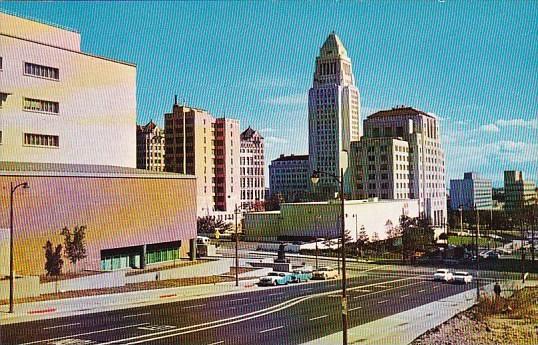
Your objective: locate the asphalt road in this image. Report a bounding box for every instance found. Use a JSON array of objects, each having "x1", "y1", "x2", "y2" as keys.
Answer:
[{"x1": 1, "y1": 269, "x2": 489, "y2": 345}]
